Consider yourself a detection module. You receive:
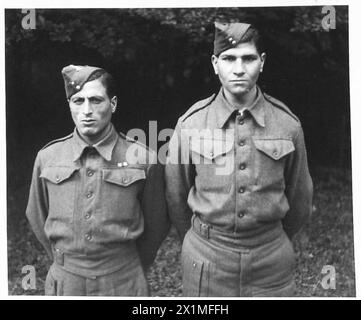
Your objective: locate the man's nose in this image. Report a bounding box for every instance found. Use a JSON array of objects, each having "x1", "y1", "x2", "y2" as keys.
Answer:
[
  {"x1": 82, "y1": 100, "x2": 93, "y2": 115},
  {"x1": 233, "y1": 58, "x2": 245, "y2": 75}
]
